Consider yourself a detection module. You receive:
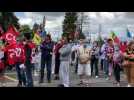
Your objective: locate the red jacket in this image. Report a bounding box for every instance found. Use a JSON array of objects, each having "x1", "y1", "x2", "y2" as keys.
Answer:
[
  {"x1": 15, "y1": 43, "x2": 26, "y2": 63},
  {"x1": 24, "y1": 41, "x2": 36, "y2": 63},
  {"x1": 54, "y1": 42, "x2": 63, "y2": 55},
  {"x1": 120, "y1": 43, "x2": 127, "y2": 53},
  {"x1": 4, "y1": 43, "x2": 17, "y2": 65}
]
